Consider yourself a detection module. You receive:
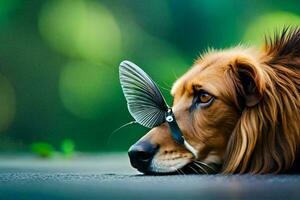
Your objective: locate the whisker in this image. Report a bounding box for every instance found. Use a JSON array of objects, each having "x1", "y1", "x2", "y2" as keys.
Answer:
[
  {"x1": 172, "y1": 167, "x2": 183, "y2": 175},
  {"x1": 194, "y1": 161, "x2": 217, "y2": 173},
  {"x1": 189, "y1": 166, "x2": 200, "y2": 175},
  {"x1": 195, "y1": 162, "x2": 214, "y2": 174},
  {"x1": 176, "y1": 168, "x2": 182, "y2": 175},
  {"x1": 197, "y1": 161, "x2": 216, "y2": 170},
  {"x1": 107, "y1": 121, "x2": 137, "y2": 145},
  {"x1": 178, "y1": 168, "x2": 186, "y2": 176},
  {"x1": 193, "y1": 162, "x2": 209, "y2": 174}
]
